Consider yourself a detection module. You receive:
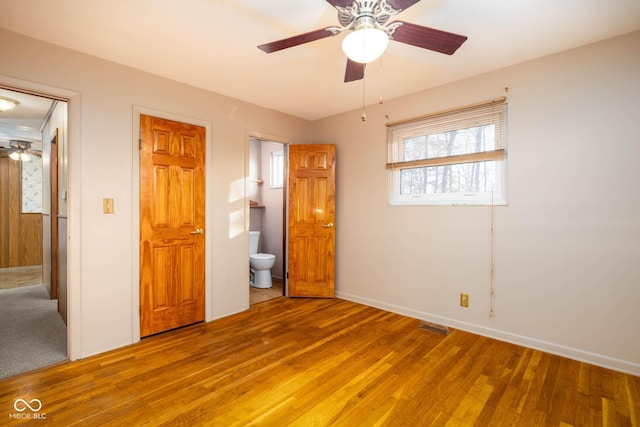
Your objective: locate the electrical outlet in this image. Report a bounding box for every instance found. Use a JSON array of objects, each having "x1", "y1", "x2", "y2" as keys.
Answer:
[{"x1": 460, "y1": 293, "x2": 469, "y2": 308}]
